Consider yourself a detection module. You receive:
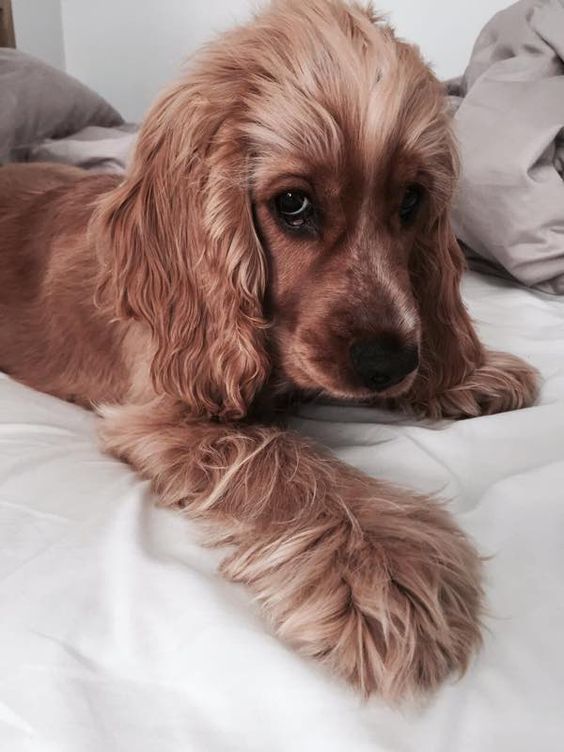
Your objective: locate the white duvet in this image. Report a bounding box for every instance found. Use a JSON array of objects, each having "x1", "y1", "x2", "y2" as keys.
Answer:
[{"x1": 1, "y1": 271, "x2": 563, "y2": 752}]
